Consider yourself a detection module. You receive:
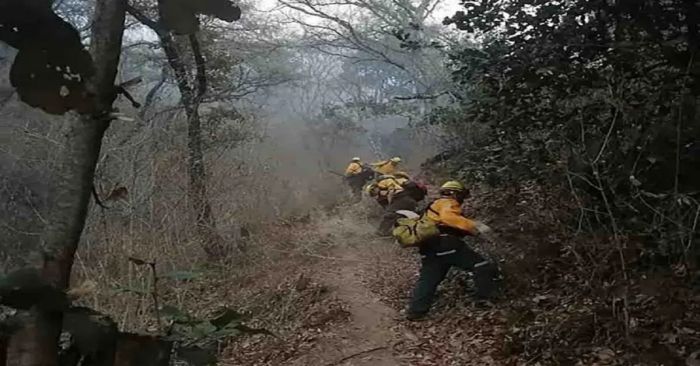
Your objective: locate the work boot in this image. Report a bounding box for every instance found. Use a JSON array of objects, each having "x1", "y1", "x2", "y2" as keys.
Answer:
[
  {"x1": 405, "y1": 311, "x2": 428, "y2": 321},
  {"x1": 374, "y1": 229, "x2": 393, "y2": 238},
  {"x1": 473, "y1": 261, "x2": 499, "y2": 299},
  {"x1": 472, "y1": 299, "x2": 495, "y2": 309}
]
